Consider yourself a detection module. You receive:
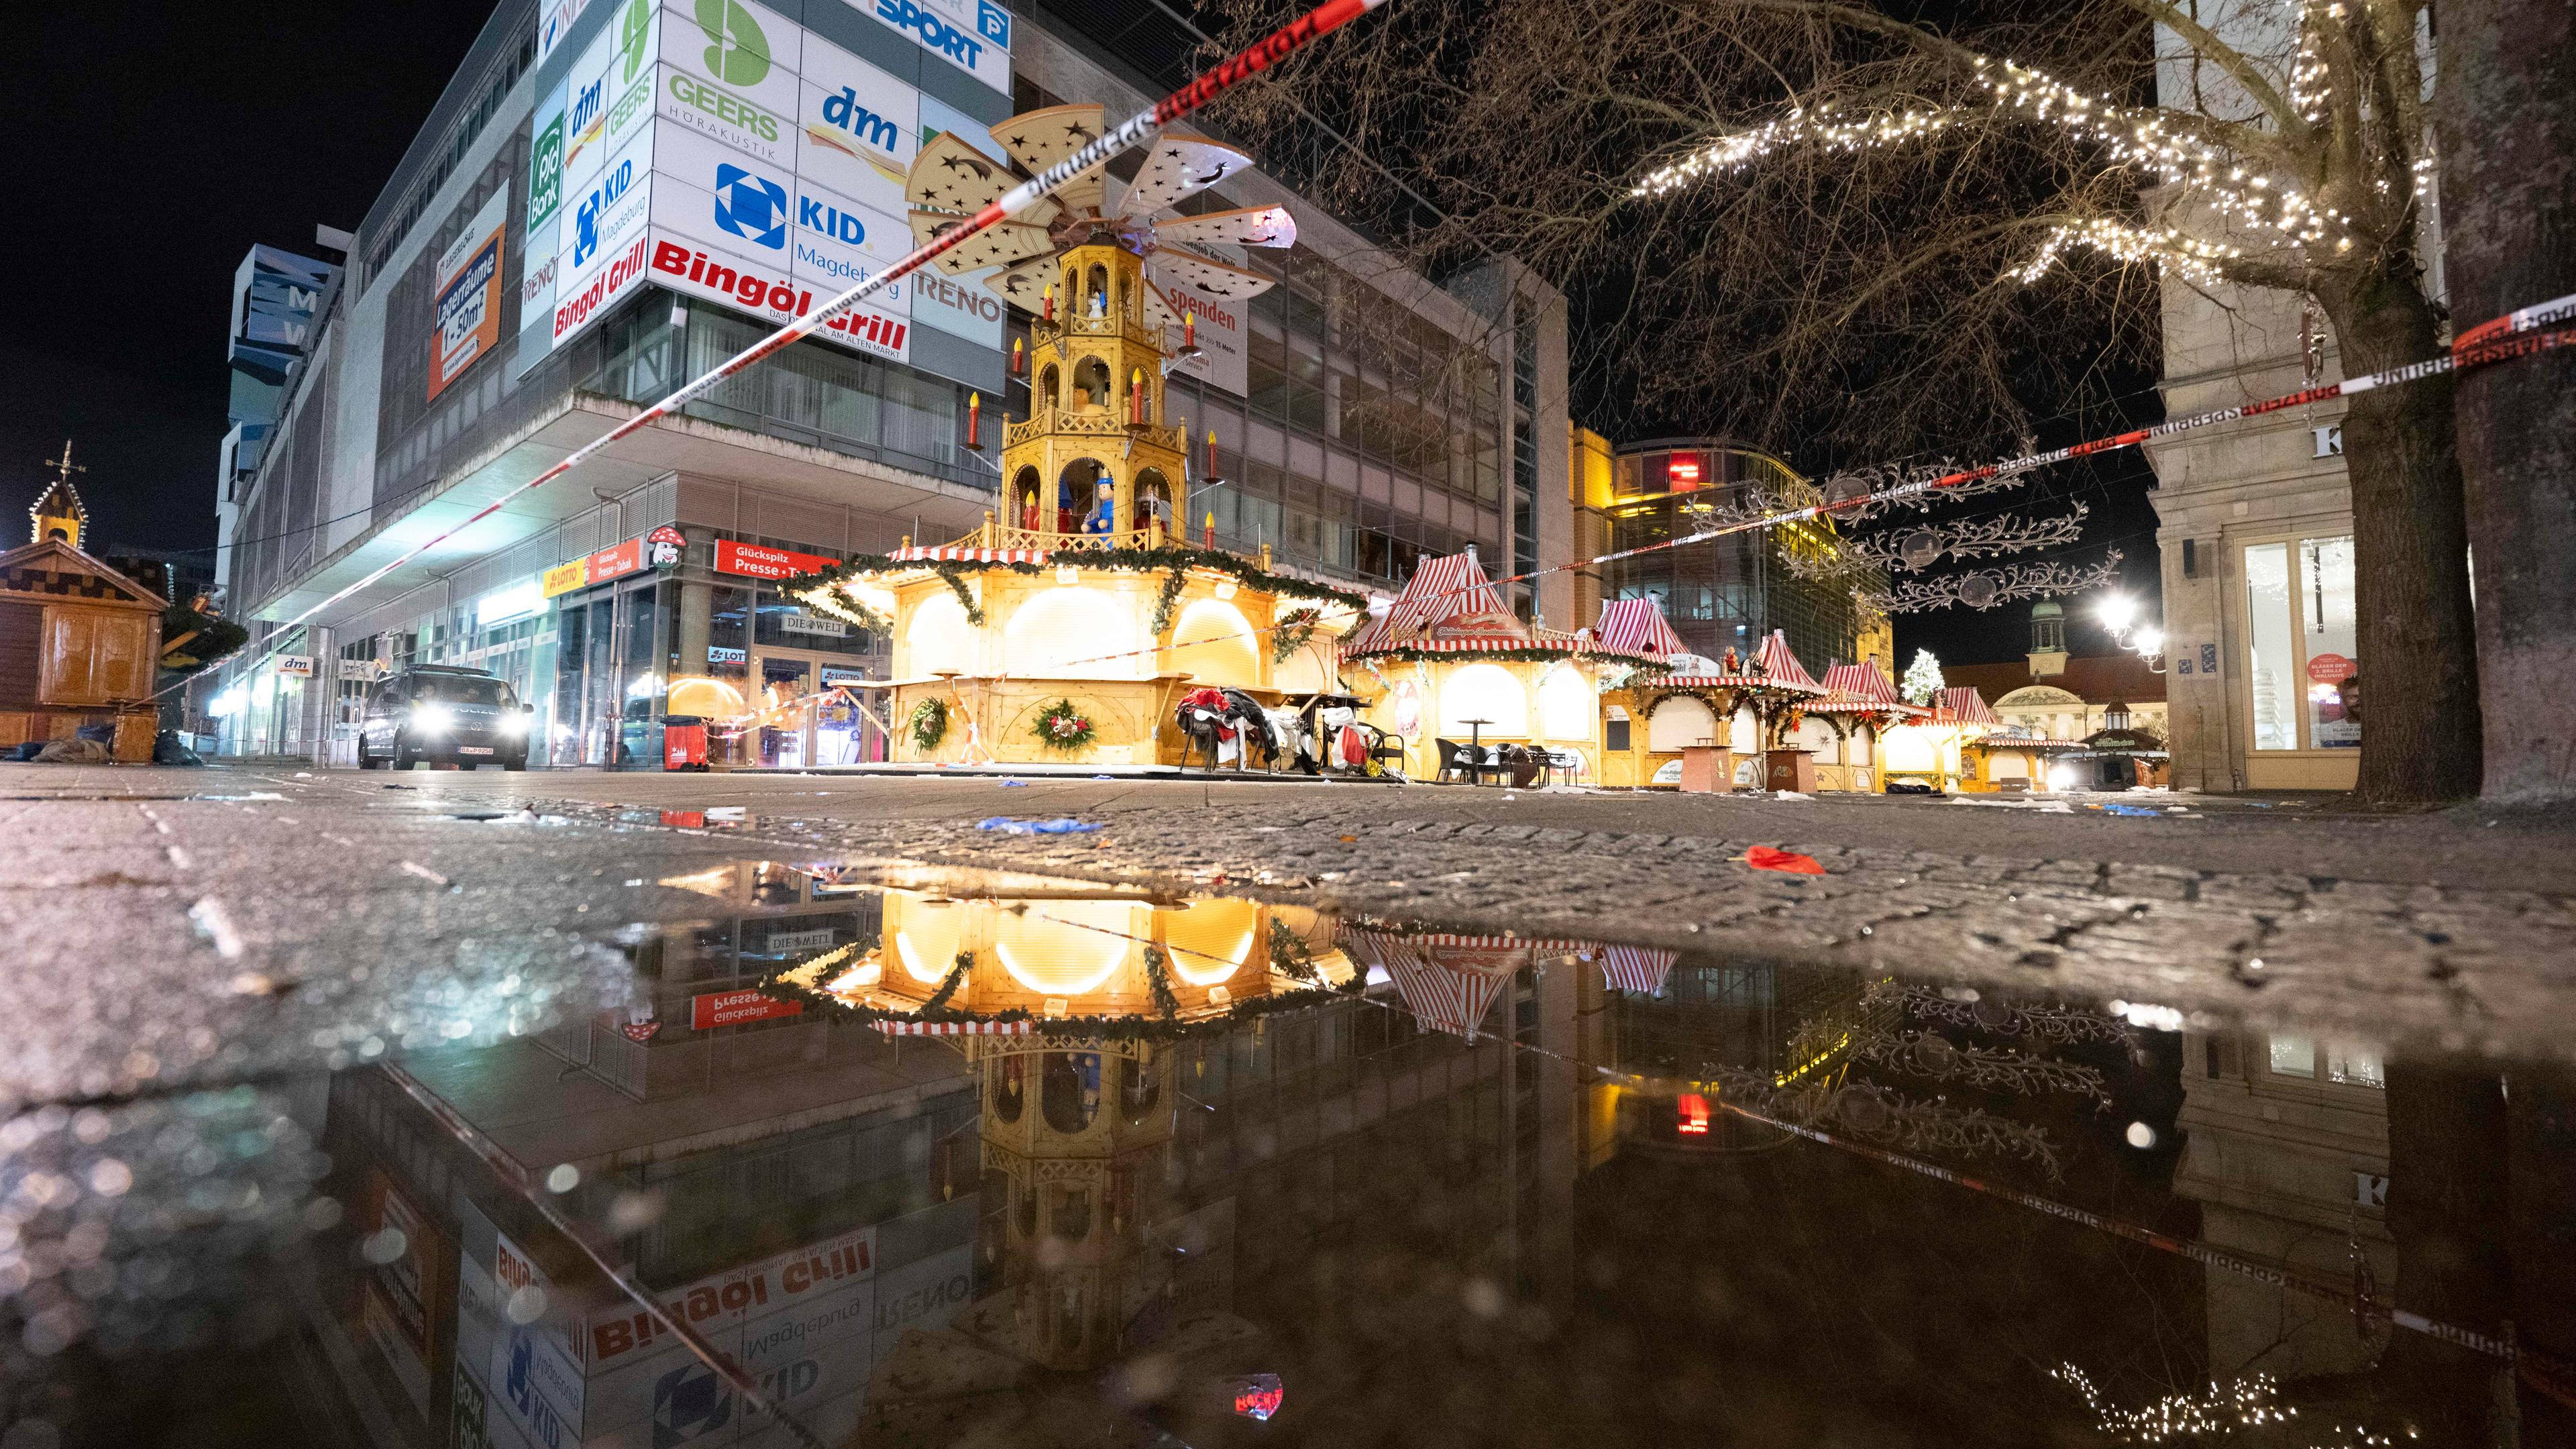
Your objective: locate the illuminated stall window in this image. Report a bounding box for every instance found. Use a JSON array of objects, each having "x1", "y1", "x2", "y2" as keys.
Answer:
[
  {"x1": 1538, "y1": 666, "x2": 1594, "y2": 741},
  {"x1": 1646, "y1": 695, "x2": 1715, "y2": 752},
  {"x1": 1169, "y1": 596, "x2": 1260, "y2": 688},
  {"x1": 1006, "y1": 587, "x2": 1142, "y2": 680},
  {"x1": 1438, "y1": 661, "x2": 1528, "y2": 737},
  {"x1": 904, "y1": 592, "x2": 973, "y2": 680}
]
